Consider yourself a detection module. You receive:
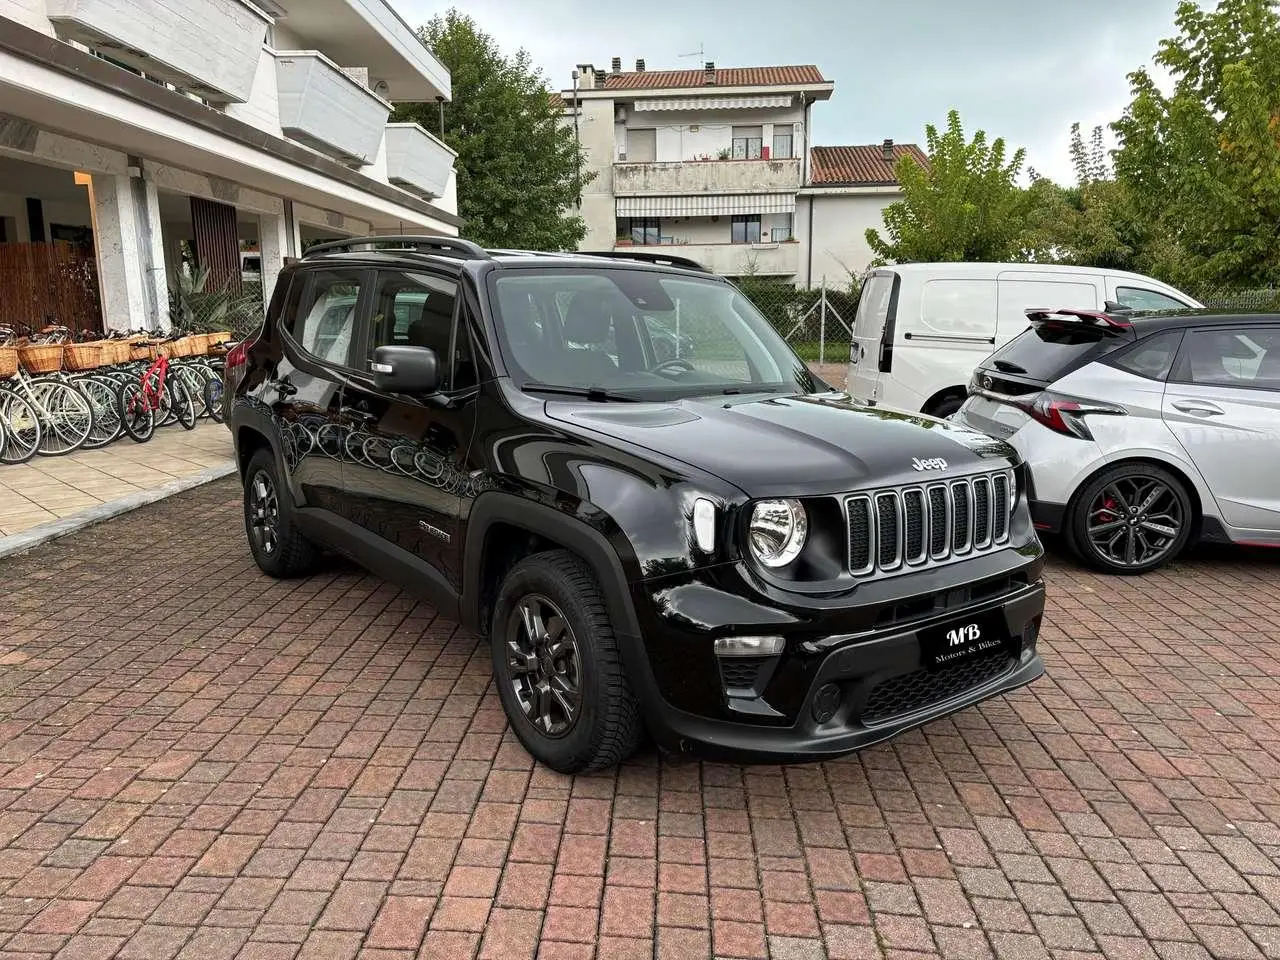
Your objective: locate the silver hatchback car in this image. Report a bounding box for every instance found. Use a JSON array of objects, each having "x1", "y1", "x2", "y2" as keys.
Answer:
[{"x1": 953, "y1": 308, "x2": 1280, "y2": 574}]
